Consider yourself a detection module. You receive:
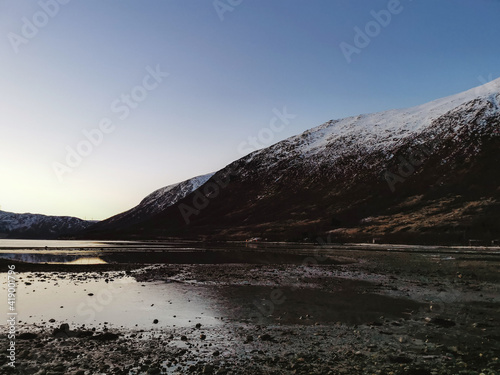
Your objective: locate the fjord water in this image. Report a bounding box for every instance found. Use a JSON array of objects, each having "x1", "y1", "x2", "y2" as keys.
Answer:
[
  {"x1": 8, "y1": 274, "x2": 220, "y2": 329},
  {"x1": 0, "y1": 239, "x2": 111, "y2": 264},
  {"x1": 0, "y1": 239, "x2": 115, "y2": 248},
  {"x1": 0, "y1": 239, "x2": 454, "y2": 330},
  {"x1": 0, "y1": 239, "x2": 210, "y2": 265}
]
